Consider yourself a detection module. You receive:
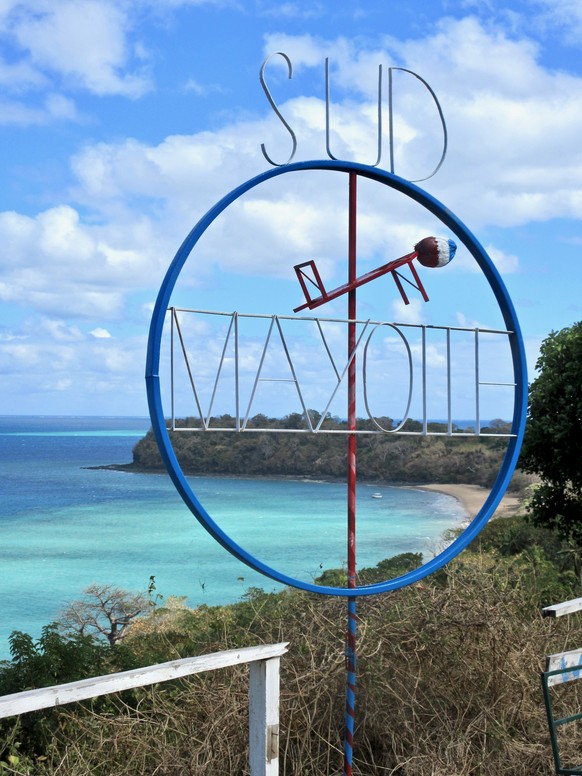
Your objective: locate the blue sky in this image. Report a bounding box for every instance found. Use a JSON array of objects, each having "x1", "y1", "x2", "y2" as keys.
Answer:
[{"x1": 0, "y1": 0, "x2": 581, "y2": 419}]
